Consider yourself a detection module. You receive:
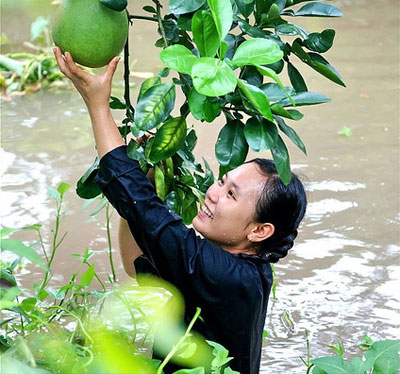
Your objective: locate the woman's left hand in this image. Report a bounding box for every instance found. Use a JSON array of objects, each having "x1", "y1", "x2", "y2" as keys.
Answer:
[{"x1": 53, "y1": 46, "x2": 121, "y2": 110}]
